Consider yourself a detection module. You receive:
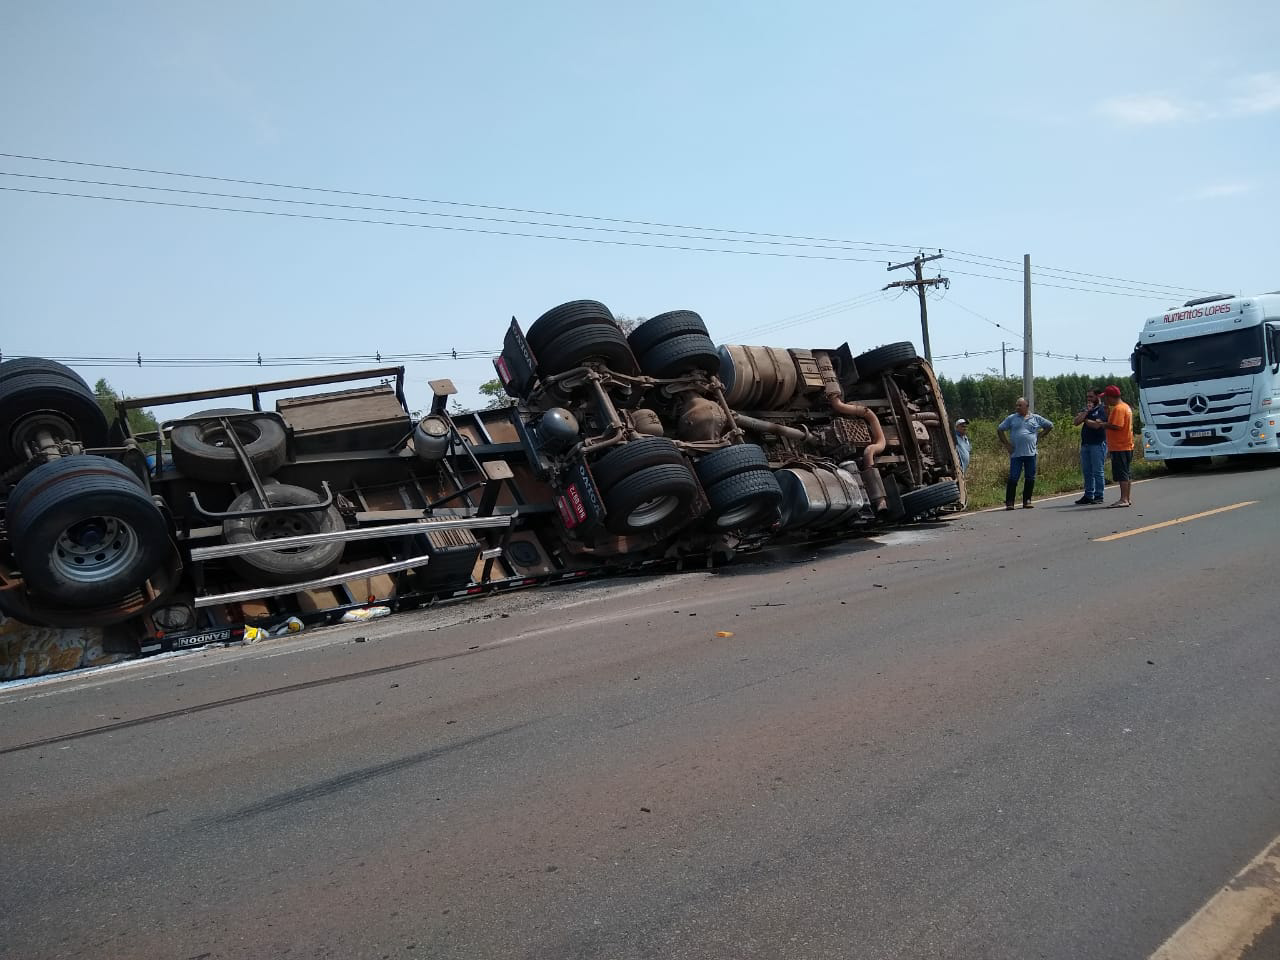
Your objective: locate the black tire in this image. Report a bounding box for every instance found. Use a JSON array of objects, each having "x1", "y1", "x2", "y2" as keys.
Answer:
[
  {"x1": 706, "y1": 470, "x2": 783, "y2": 529},
  {"x1": 590, "y1": 437, "x2": 685, "y2": 492},
  {"x1": 6, "y1": 455, "x2": 170, "y2": 608},
  {"x1": 170, "y1": 408, "x2": 288, "y2": 483},
  {"x1": 900, "y1": 479, "x2": 961, "y2": 518},
  {"x1": 0, "y1": 372, "x2": 109, "y2": 467},
  {"x1": 602, "y1": 462, "x2": 700, "y2": 534},
  {"x1": 537, "y1": 324, "x2": 639, "y2": 377},
  {"x1": 221, "y1": 484, "x2": 346, "y2": 586},
  {"x1": 638, "y1": 333, "x2": 721, "y2": 378},
  {"x1": 0, "y1": 357, "x2": 90, "y2": 390},
  {"x1": 695, "y1": 443, "x2": 770, "y2": 488},
  {"x1": 854, "y1": 341, "x2": 920, "y2": 377},
  {"x1": 526, "y1": 300, "x2": 617, "y2": 356},
  {"x1": 627, "y1": 310, "x2": 709, "y2": 356}
]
